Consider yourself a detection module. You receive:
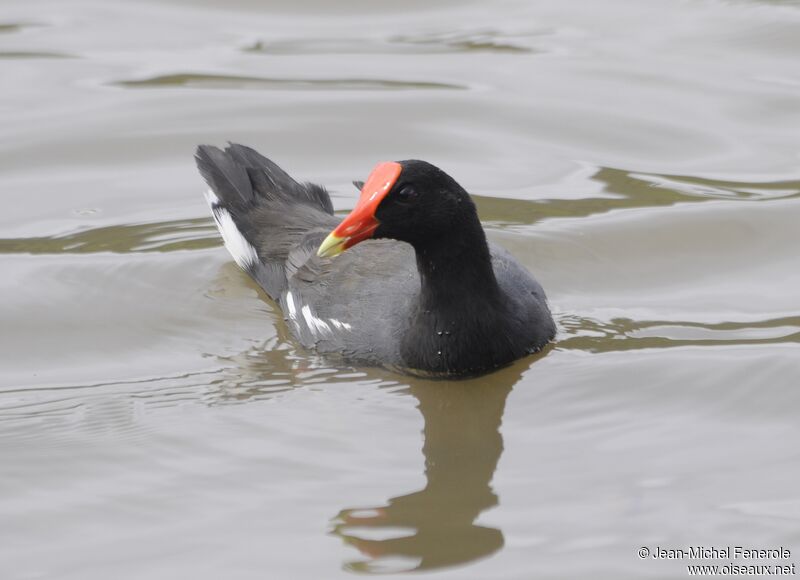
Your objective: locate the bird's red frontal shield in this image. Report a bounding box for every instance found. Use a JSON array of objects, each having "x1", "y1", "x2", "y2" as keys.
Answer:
[{"x1": 317, "y1": 161, "x2": 402, "y2": 258}]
